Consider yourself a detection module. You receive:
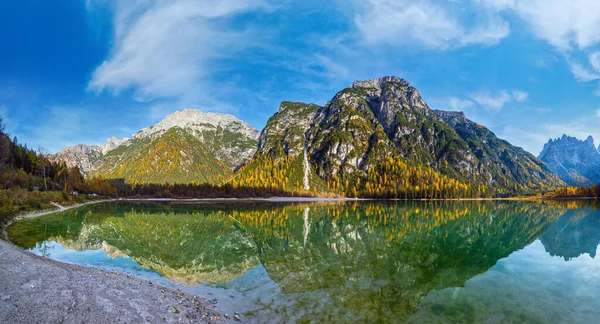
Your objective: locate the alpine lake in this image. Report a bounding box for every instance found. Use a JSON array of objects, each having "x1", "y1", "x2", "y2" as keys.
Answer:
[{"x1": 7, "y1": 200, "x2": 600, "y2": 323}]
